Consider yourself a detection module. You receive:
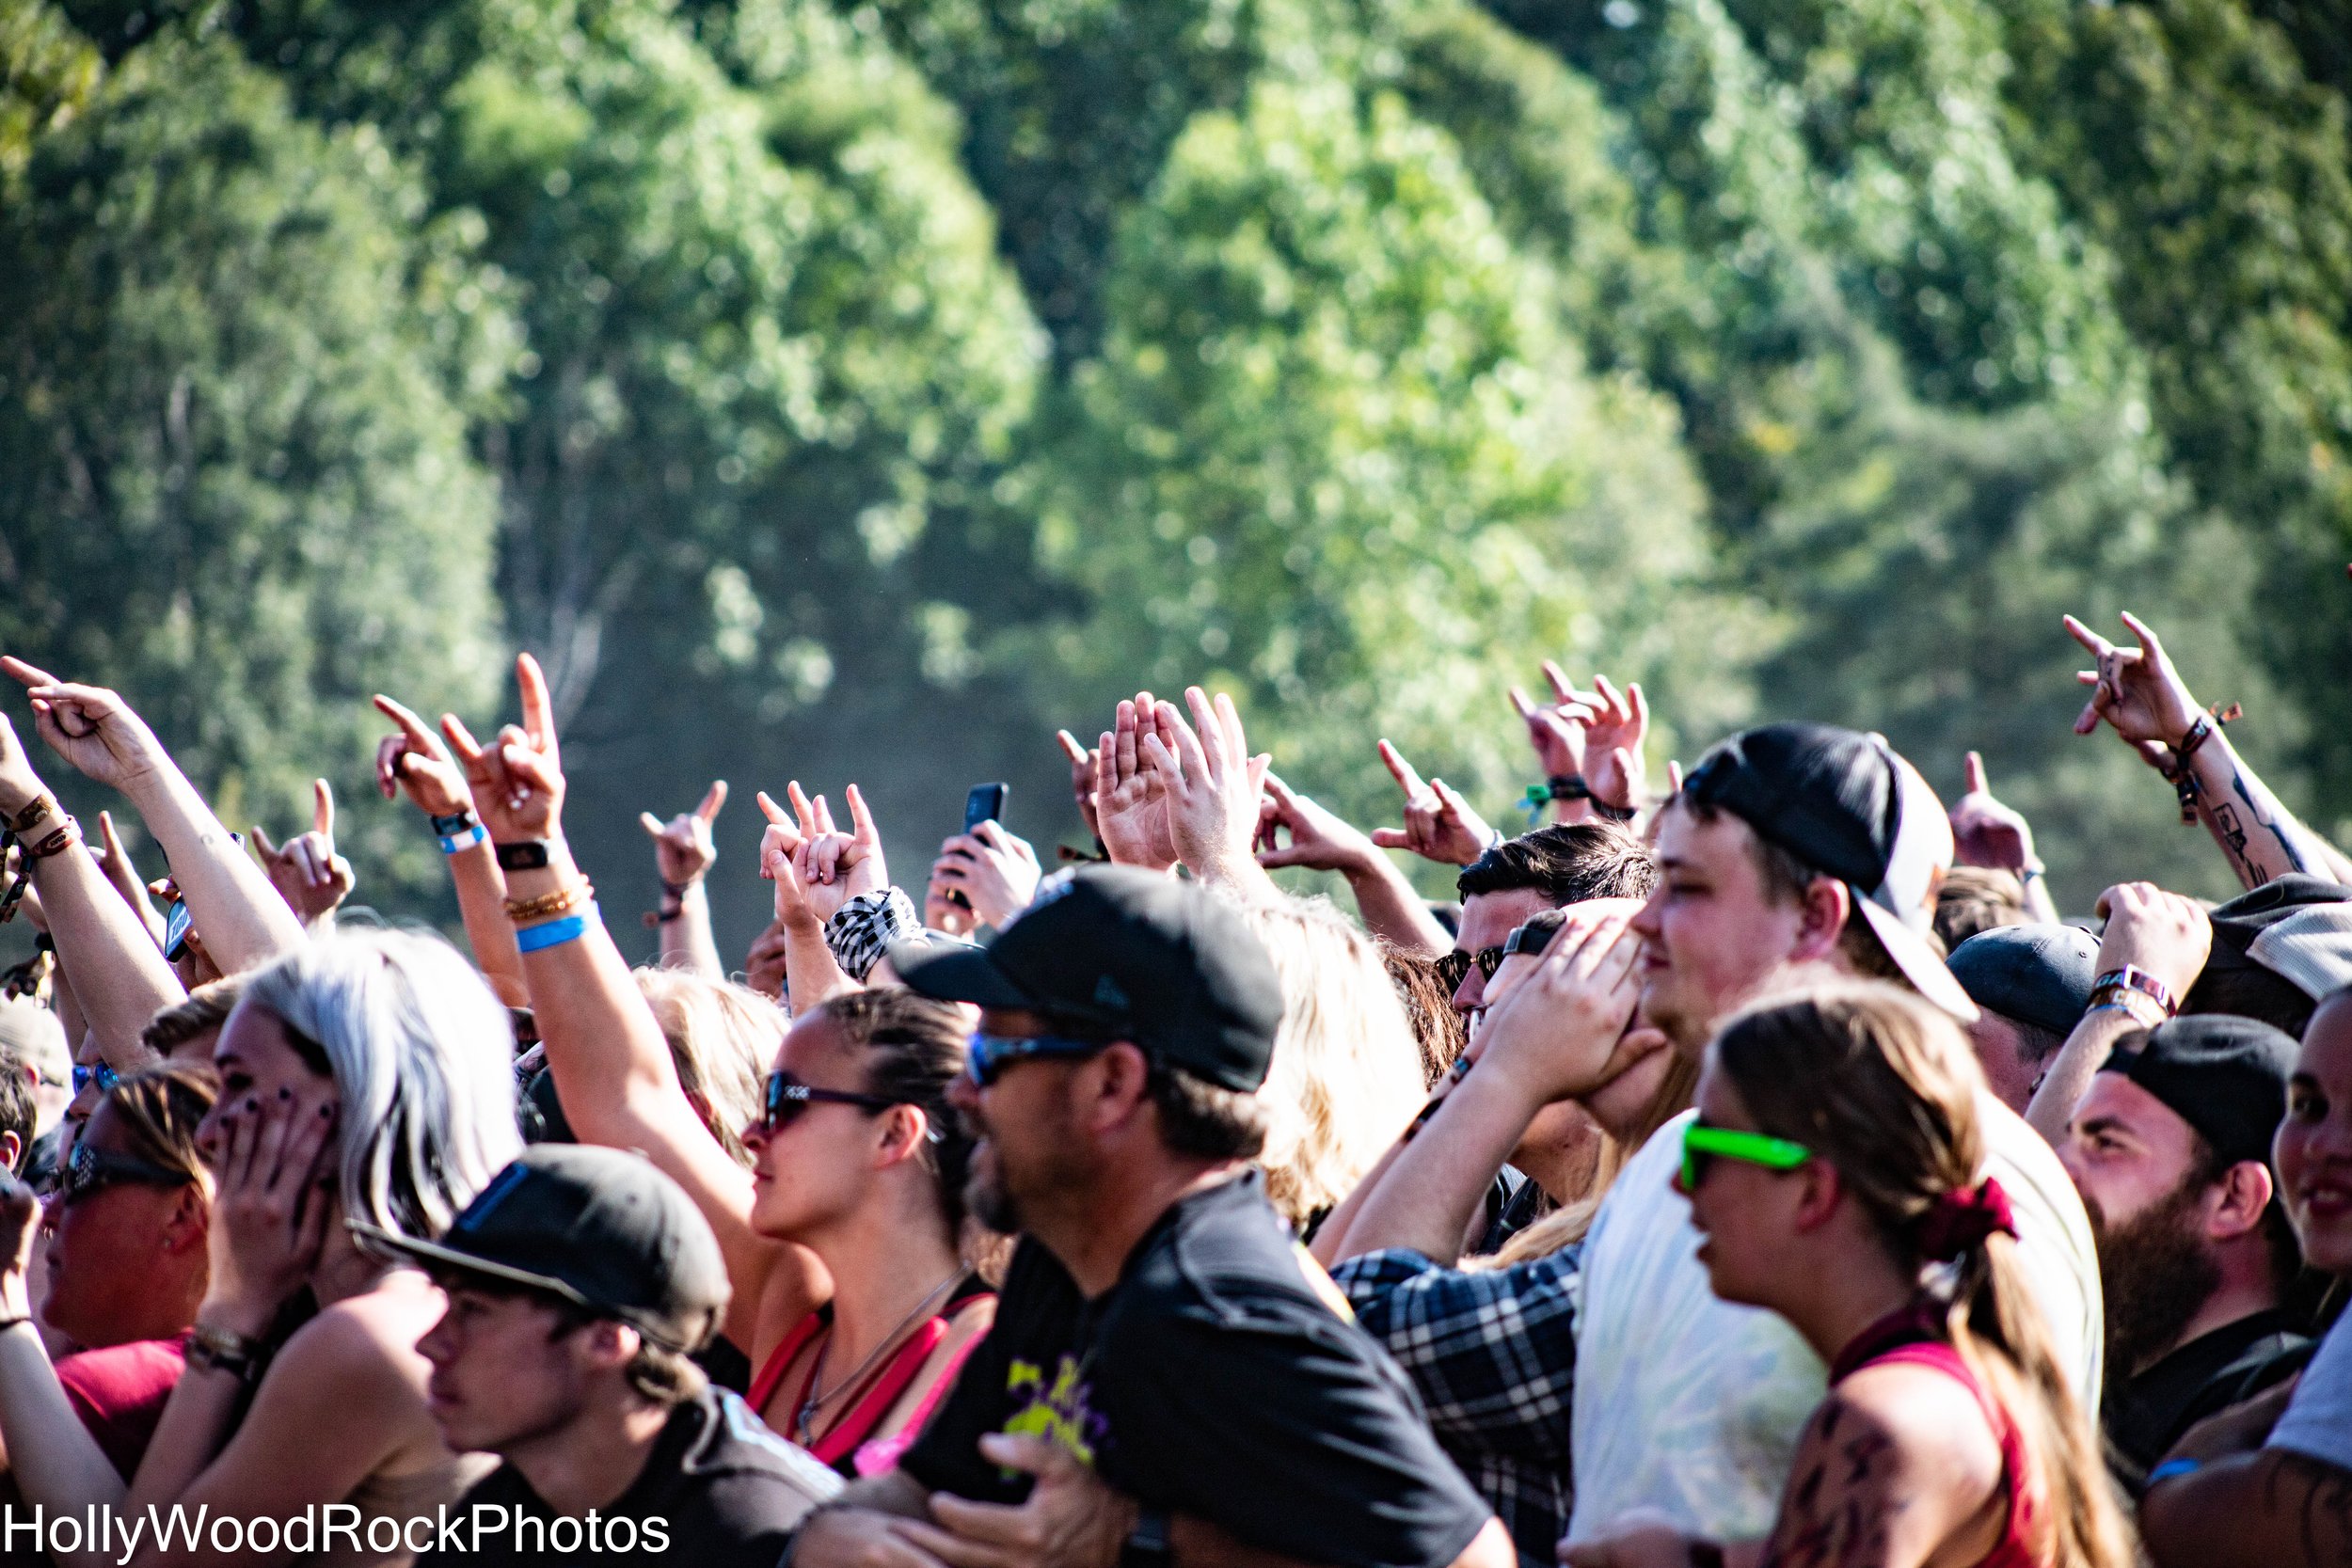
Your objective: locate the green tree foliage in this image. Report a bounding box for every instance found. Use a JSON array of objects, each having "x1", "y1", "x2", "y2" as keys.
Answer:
[
  {"x1": 1, "y1": 0, "x2": 101, "y2": 178},
  {"x1": 0, "y1": 23, "x2": 507, "y2": 894}
]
